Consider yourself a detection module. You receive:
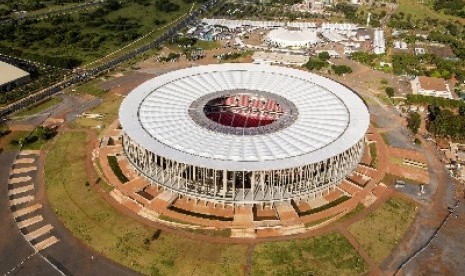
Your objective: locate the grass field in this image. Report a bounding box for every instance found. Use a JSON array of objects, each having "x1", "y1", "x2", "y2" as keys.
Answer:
[
  {"x1": 340, "y1": 203, "x2": 366, "y2": 222},
  {"x1": 70, "y1": 79, "x2": 108, "y2": 98},
  {"x1": 194, "y1": 40, "x2": 221, "y2": 50},
  {"x1": 12, "y1": 97, "x2": 62, "y2": 118},
  {"x1": 251, "y1": 232, "x2": 367, "y2": 276},
  {"x1": 348, "y1": 197, "x2": 417, "y2": 264},
  {"x1": 72, "y1": 92, "x2": 123, "y2": 134},
  {"x1": 4, "y1": 130, "x2": 51, "y2": 150},
  {"x1": 369, "y1": 143, "x2": 378, "y2": 168},
  {"x1": 45, "y1": 131, "x2": 248, "y2": 275},
  {"x1": 3, "y1": 131, "x2": 30, "y2": 150},
  {"x1": 395, "y1": 0, "x2": 463, "y2": 22},
  {"x1": 381, "y1": 173, "x2": 425, "y2": 186}
]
